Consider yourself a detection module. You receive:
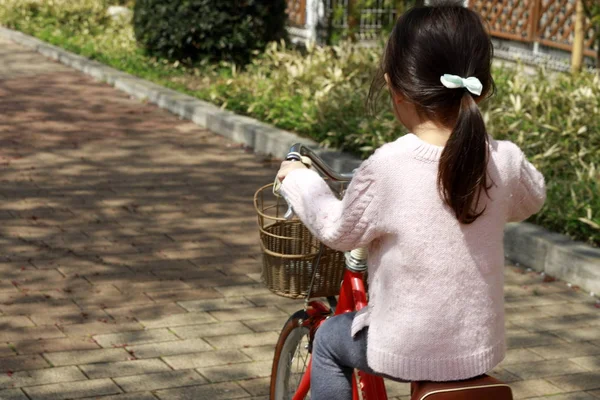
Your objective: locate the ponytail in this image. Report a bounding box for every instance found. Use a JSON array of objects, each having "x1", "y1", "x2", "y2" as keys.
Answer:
[
  {"x1": 437, "y1": 92, "x2": 489, "y2": 224},
  {"x1": 371, "y1": 2, "x2": 494, "y2": 223}
]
